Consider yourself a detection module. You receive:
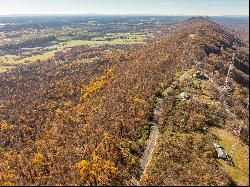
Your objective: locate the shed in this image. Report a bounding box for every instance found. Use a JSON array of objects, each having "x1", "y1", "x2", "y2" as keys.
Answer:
[
  {"x1": 193, "y1": 71, "x2": 209, "y2": 80},
  {"x1": 225, "y1": 86, "x2": 234, "y2": 94},
  {"x1": 180, "y1": 92, "x2": 192, "y2": 101},
  {"x1": 214, "y1": 143, "x2": 228, "y2": 160}
]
